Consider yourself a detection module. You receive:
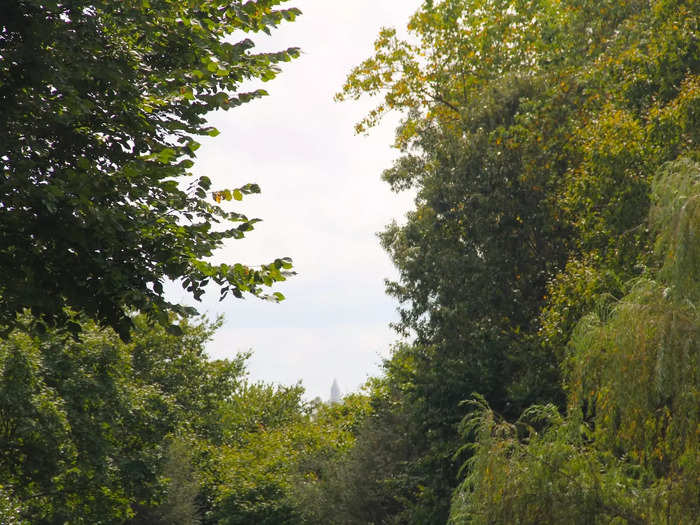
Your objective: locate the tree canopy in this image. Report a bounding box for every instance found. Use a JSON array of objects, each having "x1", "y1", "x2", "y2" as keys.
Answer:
[
  {"x1": 0, "y1": 314, "x2": 367, "y2": 524},
  {"x1": 450, "y1": 159, "x2": 699, "y2": 524},
  {"x1": 1, "y1": 0, "x2": 697, "y2": 523},
  {"x1": 330, "y1": 0, "x2": 699, "y2": 521},
  {"x1": 0, "y1": 0, "x2": 298, "y2": 338}
]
